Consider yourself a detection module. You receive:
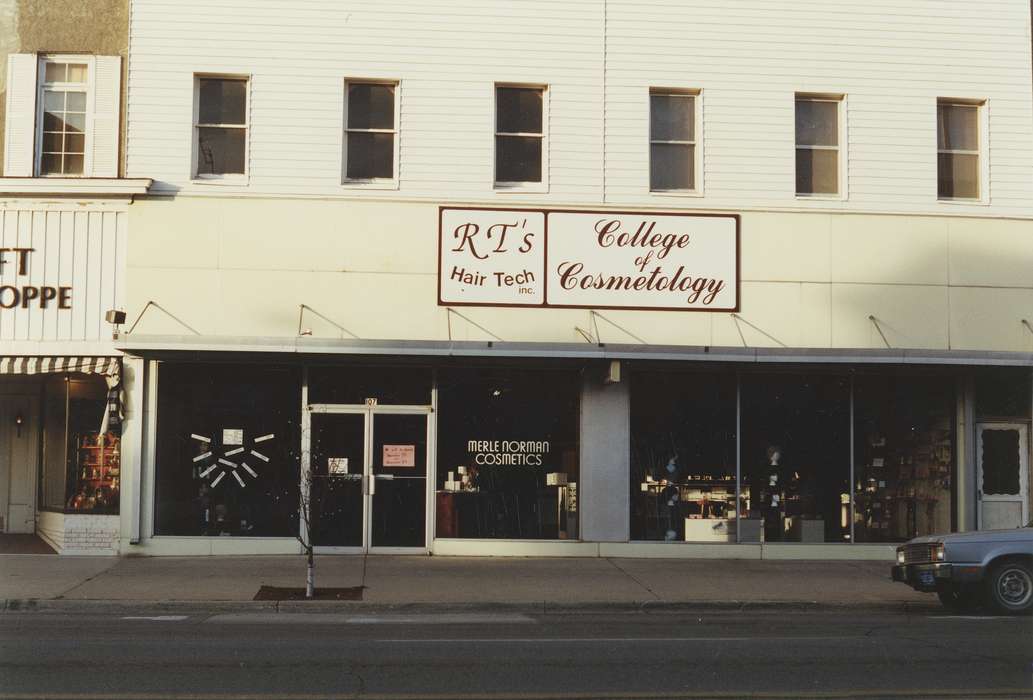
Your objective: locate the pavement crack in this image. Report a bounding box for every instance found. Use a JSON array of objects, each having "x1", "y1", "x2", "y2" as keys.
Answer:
[
  {"x1": 52, "y1": 559, "x2": 121, "y2": 600},
  {"x1": 605, "y1": 558, "x2": 660, "y2": 602}
]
